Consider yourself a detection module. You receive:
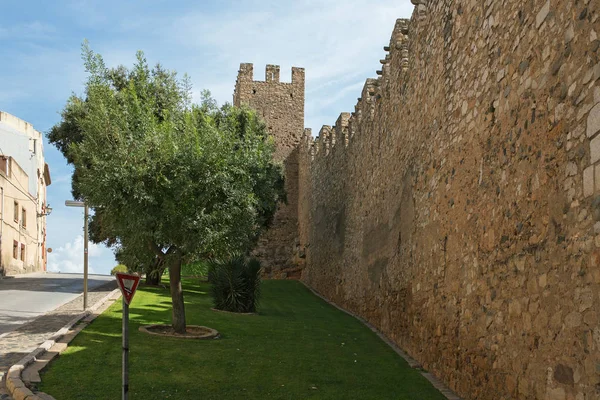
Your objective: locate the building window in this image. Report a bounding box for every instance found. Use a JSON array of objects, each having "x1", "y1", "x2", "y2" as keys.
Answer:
[
  {"x1": 13, "y1": 240, "x2": 18, "y2": 259},
  {"x1": 20, "y1": 243, "x2": 25, "y2": 261},
  {"x1": 21, "y1": 207, "x2": 26, "y2": 228},
  {"x1": 14, "y1": 201, "x2": 18, "y2": 223},
  {"x1": 0, "y1": 157, "x2": 7, "y2": 175}
]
